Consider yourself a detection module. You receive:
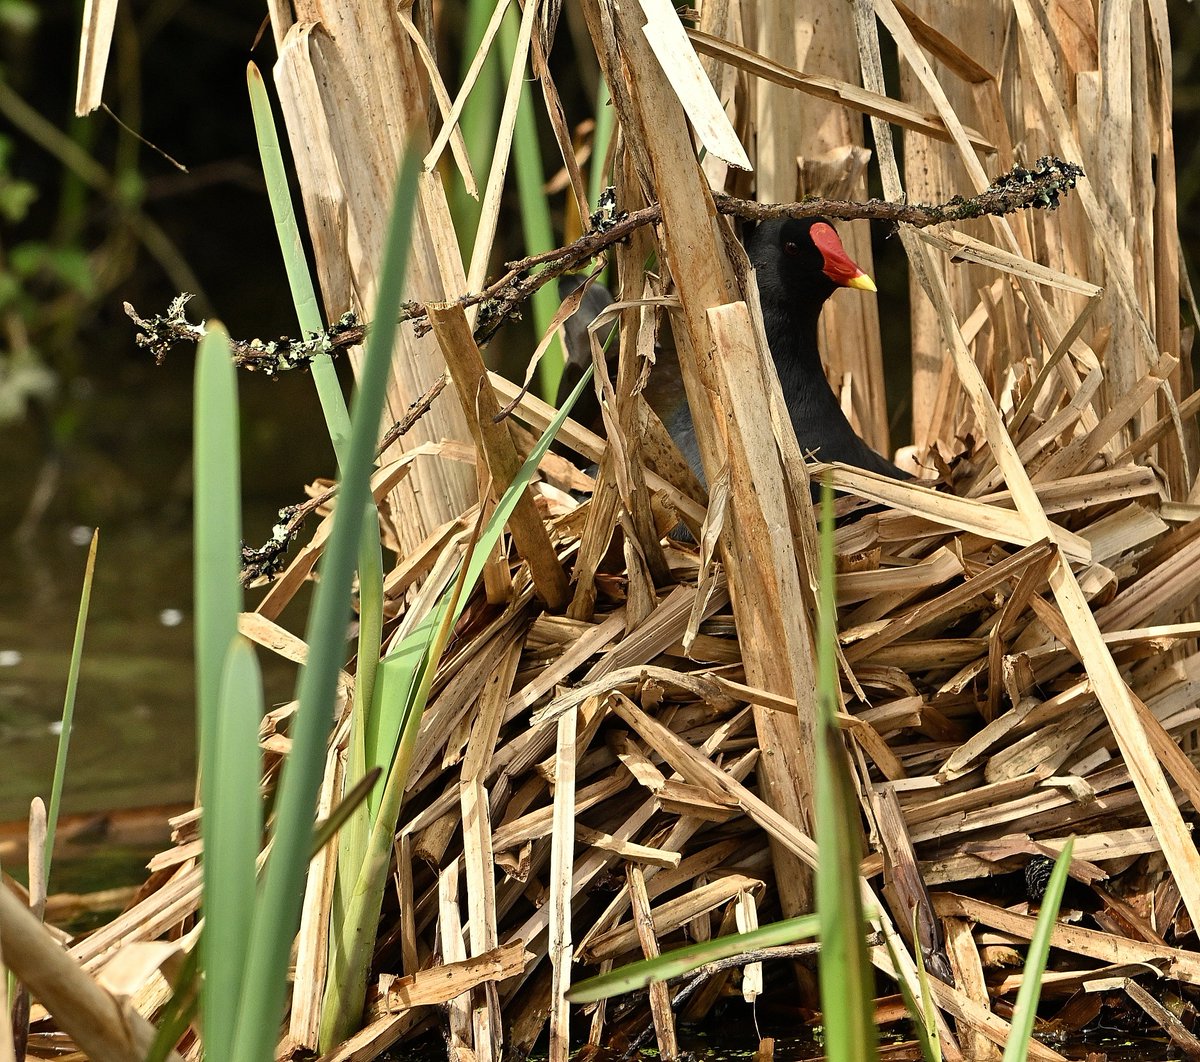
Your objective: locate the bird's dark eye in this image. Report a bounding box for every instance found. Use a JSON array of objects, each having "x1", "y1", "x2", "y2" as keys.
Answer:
[{"x1": 783, "y1": 240, "x2": 801, "y2": 257}]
